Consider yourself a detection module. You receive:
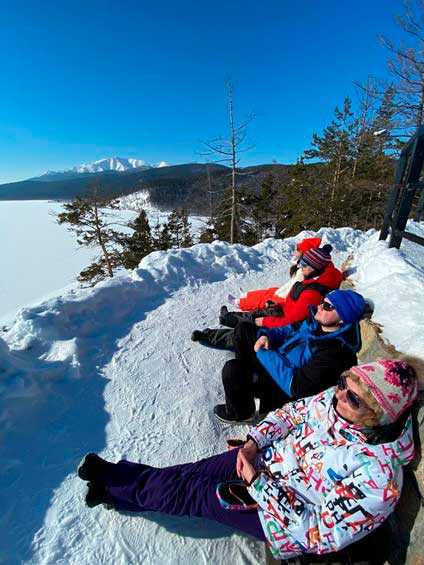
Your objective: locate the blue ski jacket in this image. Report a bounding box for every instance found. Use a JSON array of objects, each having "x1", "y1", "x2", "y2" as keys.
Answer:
[{"x1": 256, "y1": 307, "x2": 362, "y2": 398}]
